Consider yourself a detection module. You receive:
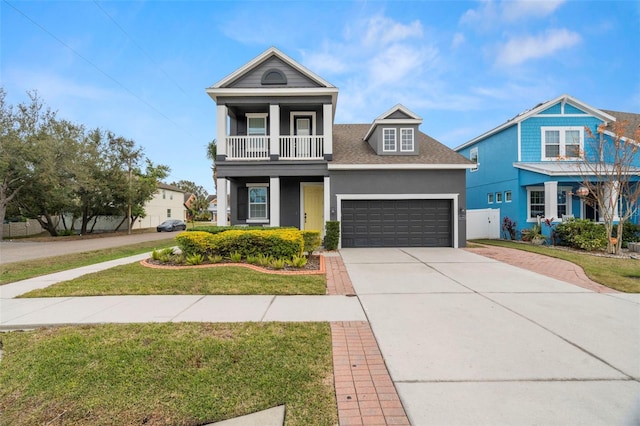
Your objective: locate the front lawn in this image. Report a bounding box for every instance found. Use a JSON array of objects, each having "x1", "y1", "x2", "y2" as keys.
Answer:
[
  {"x1": 472, "y1": 239, "x2": 640, "y2": 293},
  {"x1": 0, "y1": 322, "x2": 336, "y2": 425},
  {"x1": 21, "y1": 262, "x2": 326, "y2": 297},
  {"x1": 0, "y1": 239, "x2": 175, "y2": 285}
]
